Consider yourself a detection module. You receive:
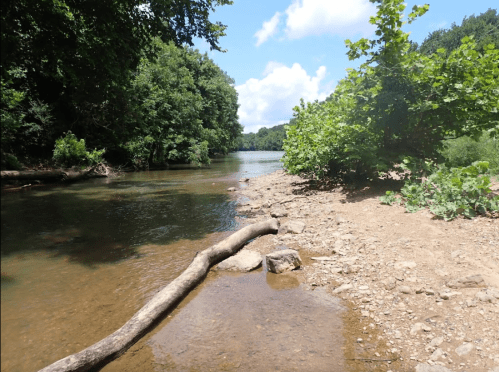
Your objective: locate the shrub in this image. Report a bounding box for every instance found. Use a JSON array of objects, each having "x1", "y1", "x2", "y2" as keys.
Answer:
[
  {"x1": 440, "y1": 132, "x2": 499, "y2": 174},
  {"x1": 53, "y1": 131, "x2": 105, "y2": 167},
  {"x1": 1, "y1": 153, "x2": 23, "y2": 170},
  {"x1": 380, "y1": 161, "x2": 499, "y2": 220}
]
